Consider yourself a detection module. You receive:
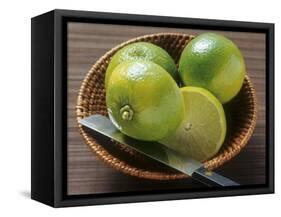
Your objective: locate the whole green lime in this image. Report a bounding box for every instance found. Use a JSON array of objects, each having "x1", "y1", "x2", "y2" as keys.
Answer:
[
  {"x1": 105, "y1": 42, "x2": 177, "y2": 88},
  {"x1": 179, "y1": 33, "x2": 245, "y2": 103},
  {"x1": 106, "y1": 60, "x2": 184, "y2": 141}
]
